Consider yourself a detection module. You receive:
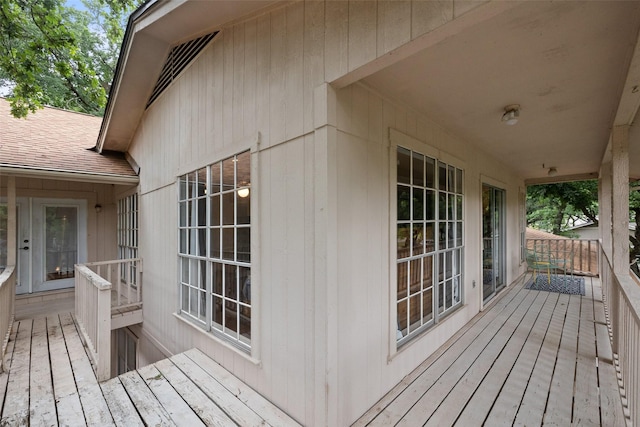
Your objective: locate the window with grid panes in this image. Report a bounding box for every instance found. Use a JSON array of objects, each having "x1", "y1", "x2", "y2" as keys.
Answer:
[
  {"x1": 178, "y1": 151, "x2": 251, "y2": 350},
  {"x1": 396, "y1": 146, "x2": 464, "y2": 344},
  {"x1": 117, "y1": 194, "x2": 138, "y2": 285}
]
